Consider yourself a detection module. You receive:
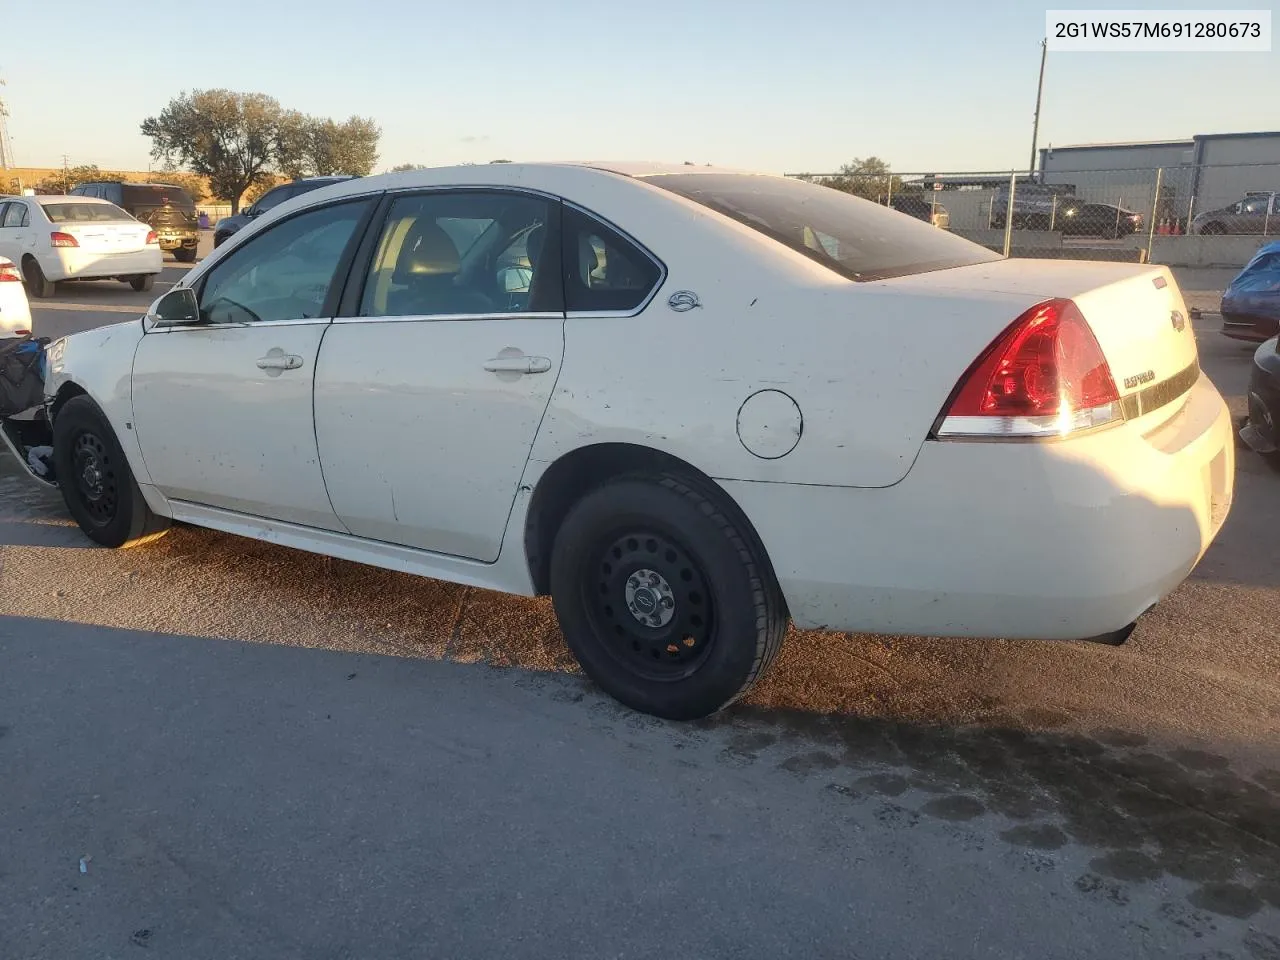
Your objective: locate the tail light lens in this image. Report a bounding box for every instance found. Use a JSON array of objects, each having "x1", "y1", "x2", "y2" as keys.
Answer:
[
  {"x1": 50, "y1": 231, "x2": 79, "y2": 248},
  {"x1": 145, "y1": 230, "x2": 159, "y2": 245},
  {"x1": 0, "y1": 262, "x2": 21, "y2": 282},
  {"x1": 935, "y1": 298, "x2": 1121, "y2": 439}
]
